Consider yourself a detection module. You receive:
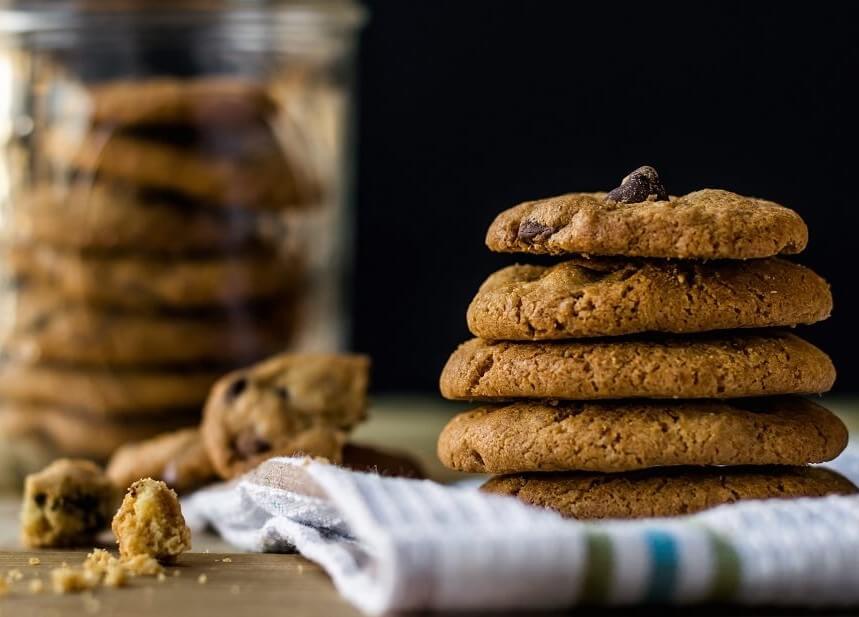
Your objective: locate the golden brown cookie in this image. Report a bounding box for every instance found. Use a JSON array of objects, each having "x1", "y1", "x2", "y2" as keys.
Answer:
[
  {"x1": 2, "y1": 289, "x2": 294, "y2": 367},
  {"x1": 88, "y1": 77, "x2": 277, "y2": 126},
  {"x1": 202, "y1": 353, "x2": 370, "y2": 479},
  {"x1": 0, "y1": 361, "x2": 220, "y2": 417},
  {"x1": 440, "y1": 333, "x2": 835, "y2": 401},
  {"x1": 486, "y1": 190, "x2": 807, "y2": 259},
  {"x1": 5, "y1": 244, "x2": 299, "y2": 310},
  {"x1": 5, "y1": 183, "x2": 261, "y2": 253},
  {"x1": 0, "y1": 402, "x2": 199, "y2": 460},
  {"x1": 481, "y1": 466, "x2": 857, "y2": 520},
  {"x1": 42, "y1": 125, "x2": 316, "y2": 210},
  {"x1": 467, "y1": 257, "x2": 832, "y2": 340},
  {"x1": 21, "y1": 459, "x2": 118, "y2": 548},
  {"x1": 342, "y1": 444, "x2": 425, "y2": 479},
  {"x1": 112, "y1": 478, "x2": 191, "y2": 562},
  {"x1": 437, "y1": 398, "x2": 848, "y2": 474},
  {"x1": 107, "y1": 429, "x2": 217, "y2": 494}
]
